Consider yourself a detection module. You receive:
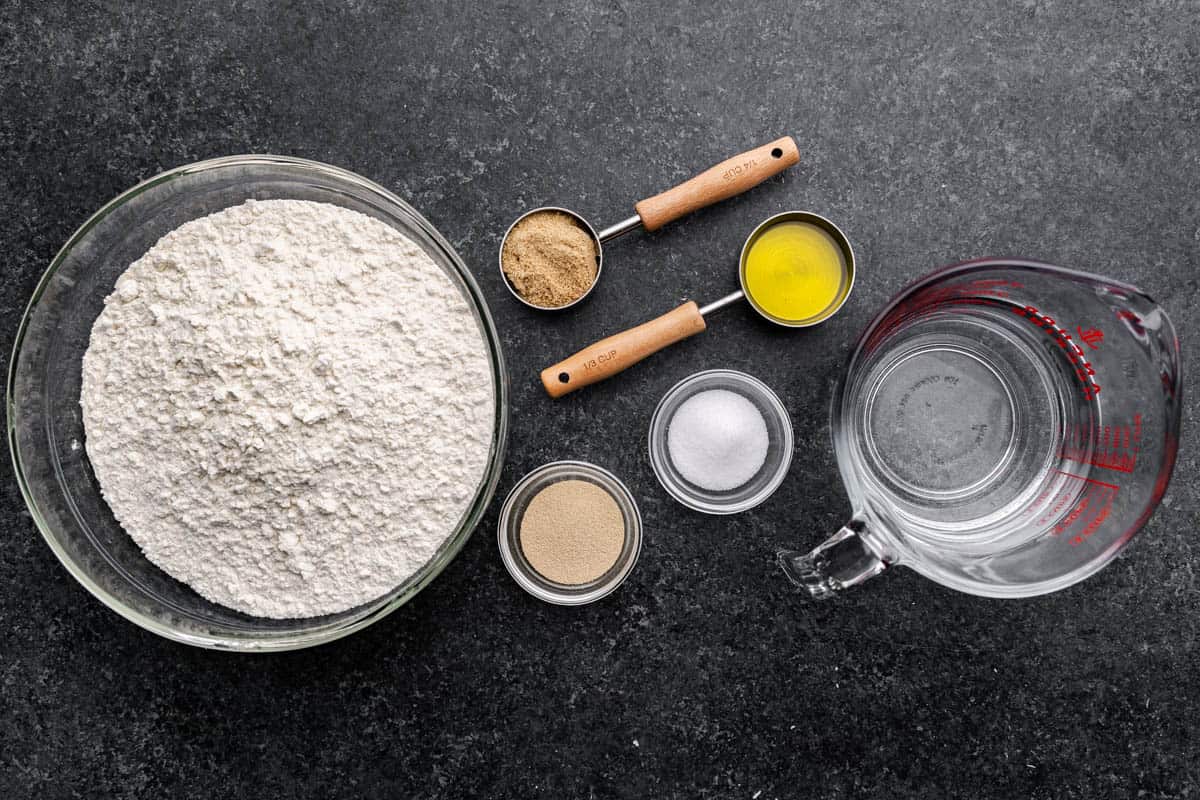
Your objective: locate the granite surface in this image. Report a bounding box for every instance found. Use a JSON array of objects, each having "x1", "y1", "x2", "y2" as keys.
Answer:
[{"x1": 1, "y1": 1, "x2": 1198, "y2": 798}]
